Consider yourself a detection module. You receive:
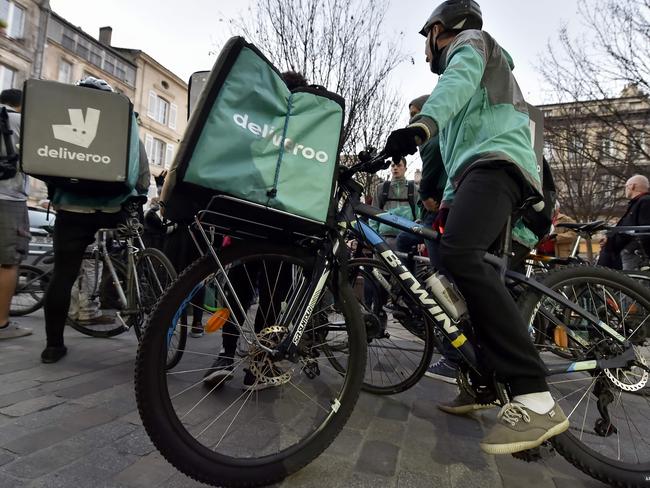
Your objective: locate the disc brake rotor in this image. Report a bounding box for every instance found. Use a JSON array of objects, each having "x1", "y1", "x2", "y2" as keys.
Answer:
[
  {"x1": 604, "y1": 347, "x2": 649, "y2": 392},
  {"x1": 248, "y1": 326, "x2": 292, "y2": 387}
]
